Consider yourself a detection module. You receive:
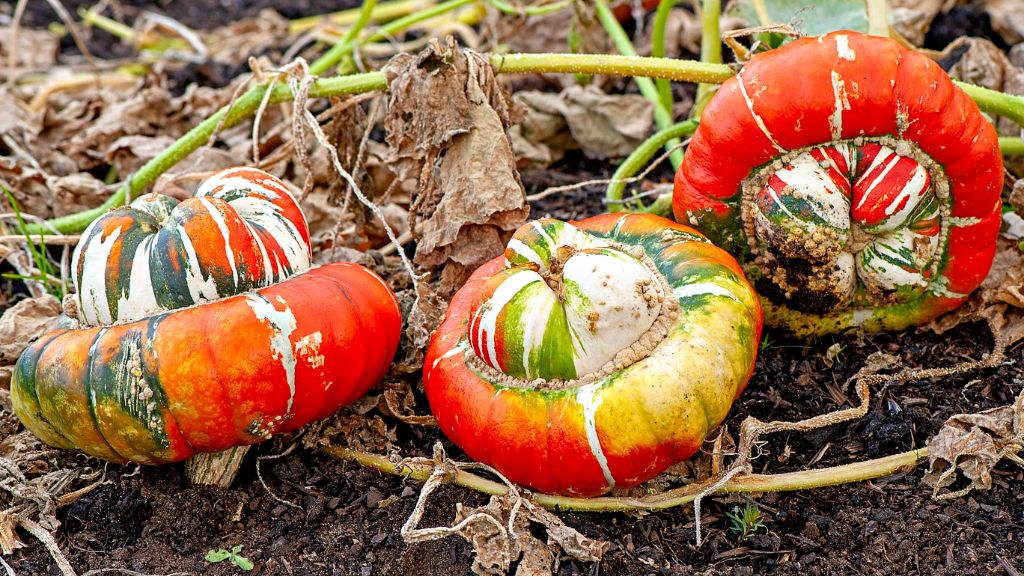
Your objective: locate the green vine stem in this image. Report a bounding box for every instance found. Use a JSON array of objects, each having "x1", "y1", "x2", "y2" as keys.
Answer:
[
  {"x1": 865, "y1": 0, "x2": 889, "y2": 37},
  {"x1": 488, "y1": 0, "x2": 569, "y2": 16},
  {"x1": 692, "y1": 0, "x2": 721, "y2": 119},
  {"x1": 651, "y1": 0, "x2": 676, "y2": 111},
  {"x1": 1001, "y1": 137, "x2": 1024, "y2": 155},
  {"x1": 24, "y1": 55, "x2": 1024, "y2": 235},
  {"x1": 323, "y1": 444, "x2": 928, "y2": 512},
  {"x1": 290, "y1": 0, "x2": 432, "y2": 35},
  {"x1": 309, "y1": 0, "x2": 378, "y2": 75},
  {"x1": 606, "y1": 120, "x2": 697, "y2": 212},
  {"x1": 593, "y1": 0, "x2": 684, "y2": 169}
]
